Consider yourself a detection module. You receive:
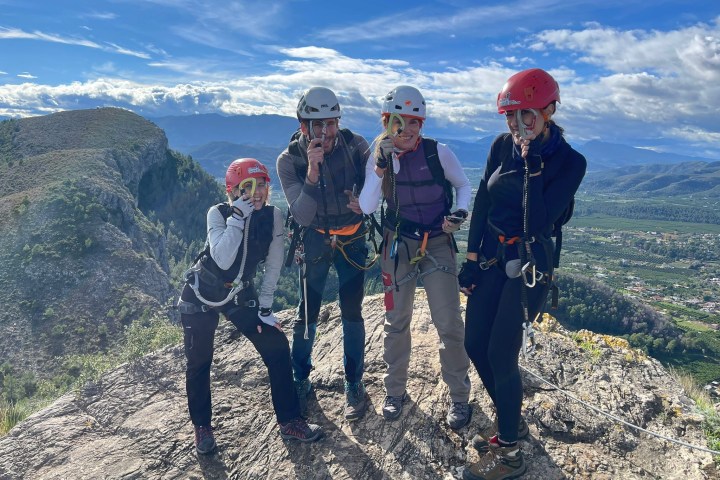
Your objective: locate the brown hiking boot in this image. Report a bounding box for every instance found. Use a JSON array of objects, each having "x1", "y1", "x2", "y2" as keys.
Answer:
[
  {"x1": 193, "y1": 424, "x2": 216, "y2": 454},
  {"x1": 344, "y1": 381, "x2": 368, "y2": 421},
  {"x1": 463, "y1": 445, "x2": 526, "y2": 480},
  {"x1": 472, "y1": 416, "x2": 529, "y2": 454},
  {"x1": 279, "y1": 417, "x2": 323, "y2": 443}
]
